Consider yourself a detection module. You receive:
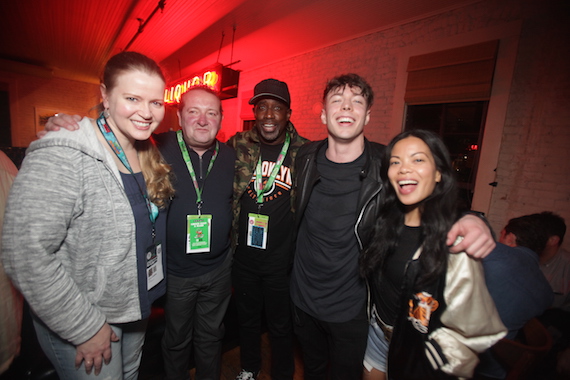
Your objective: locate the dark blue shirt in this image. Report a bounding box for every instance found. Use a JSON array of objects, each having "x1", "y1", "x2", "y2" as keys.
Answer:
[
  {"x1": 155, "y1": 131, "x2": 235, "y2": 278},
  {"x1": 120, "y1": 171, "x2": 167, "y2": 319},
  {"x1": 477, "y1": 242, "x2": 553, "y2": 378}
]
